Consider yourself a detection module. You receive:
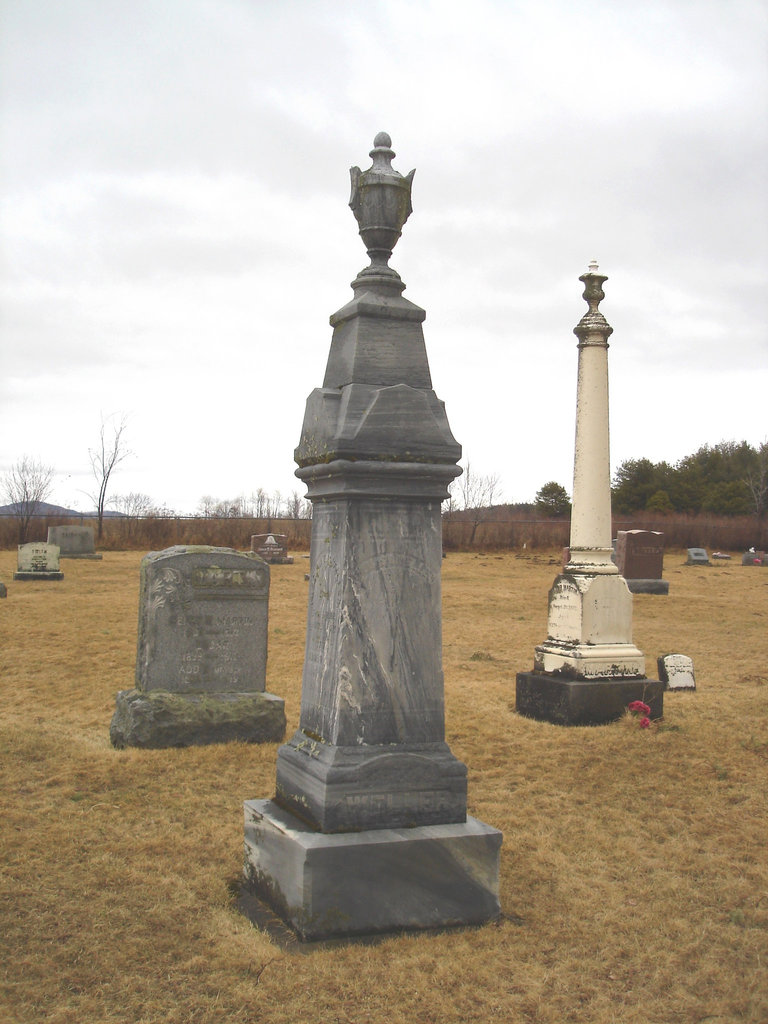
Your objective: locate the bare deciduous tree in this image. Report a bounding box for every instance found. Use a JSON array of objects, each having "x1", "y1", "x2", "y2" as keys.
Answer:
[
  {"x1": 89, "y1": 415, "x2": 131, "y2": 540},
  {"x1": 456, "y1": 462, "x2": 502, "y2": 545},
  {"x1": 1, "y1": 455, "x2": 55, "y2": 543}
]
